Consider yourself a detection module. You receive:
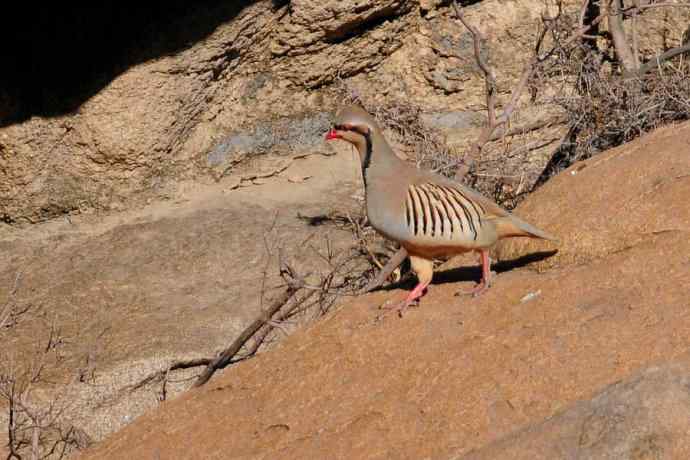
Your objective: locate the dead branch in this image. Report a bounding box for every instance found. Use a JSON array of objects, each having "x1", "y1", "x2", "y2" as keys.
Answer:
[
  {"x1": 190, "y1": 288, "x2": 293, "y2": 387},
  {"x1": 116, "y1": 358, "x2": 213, "y2": 396},
  {"x1": 117, "y1": 229, "x2": 368, "y2": 392},
  {"x1": 578, "y1": 0, "x2": 591, "y2": 28},
  {"x1": 631, "y1": 2, "x2": 640, "y2": 67},
  {"x1": 1, "y1": 332, "x2": 90, "y2": 460},
  {"x1": 637, "y1": 42, "x2": 690, "y2": 75},
  {"x1": 111, "y1": 282, "x2": 316, "y2": 394},
  {"x1": 621, "y1": 1, "x2": 690, "y2": 13},
  {"x1": 605, "y1": 0, "x2": 690, "y2": 75},
  {"x1": 0, "y1": 272, "x2": 23, "y2": 331},
  {"x1": 450, "y1": 0, "x2": 570, "y2": 179},
  {"x1": 5, "y1": 381, "x2": 22, "y2": 460},
  {"x1": 451, "y1": 0, "x2": 498, "y2": 178},
  {"x1": 488, "y1": 114, "x2": 568, "y2": 141},
  {"x1": 504, "y1": 136, "x2": 562, "y2": 158},
  {"x1": 344, "y1": 212, "x2": 384, "y2": 270},
  {"x1": 359, "y1": 247, "x2": 408, "y2": 294},
  {"x1": 607, "y1": 0, "x2": 639, "y2": 73}
]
